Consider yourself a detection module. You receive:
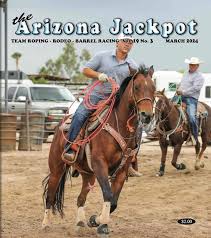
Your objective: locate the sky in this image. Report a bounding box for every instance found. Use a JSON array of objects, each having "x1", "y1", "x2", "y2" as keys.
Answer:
[{"x1": 1, "y1": 0, "x2": 211, "y2": 74}]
